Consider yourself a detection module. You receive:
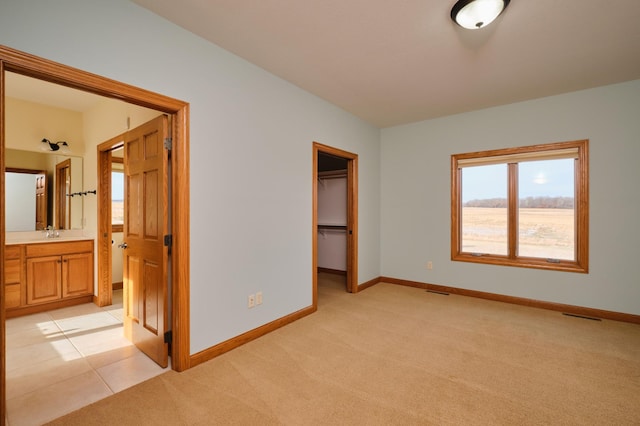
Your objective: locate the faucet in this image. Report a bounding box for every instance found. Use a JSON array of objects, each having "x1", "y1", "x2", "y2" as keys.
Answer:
[{"x1": 44, "y1": 226, "x2": 60, "y2": 238}]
